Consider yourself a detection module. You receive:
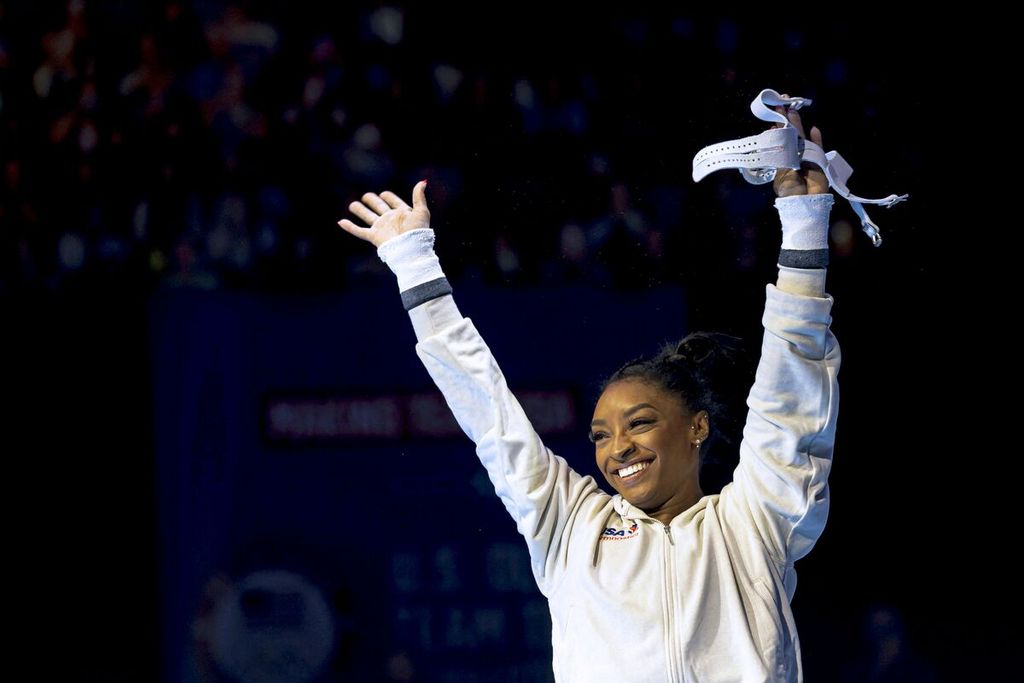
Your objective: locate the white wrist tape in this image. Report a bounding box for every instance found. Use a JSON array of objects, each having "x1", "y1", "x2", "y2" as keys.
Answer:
[
  {"x1": 376, "y1": 228, "x2": 446, "y2": 292},
  {"x1": 775, "y1": 193, "x2": 834, "y2": 251}
]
